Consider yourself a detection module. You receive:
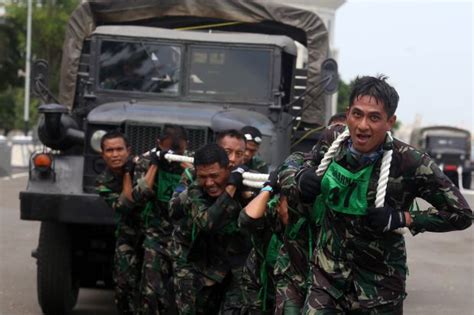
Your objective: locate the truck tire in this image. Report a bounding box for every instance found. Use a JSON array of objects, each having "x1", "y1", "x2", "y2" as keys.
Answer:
[
  {"x1": 37, "y1": 222, "x2": 79, "y2": 315},
  {"x1": 462, "y1": 171, "x2": 472, "y2": 189}
]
